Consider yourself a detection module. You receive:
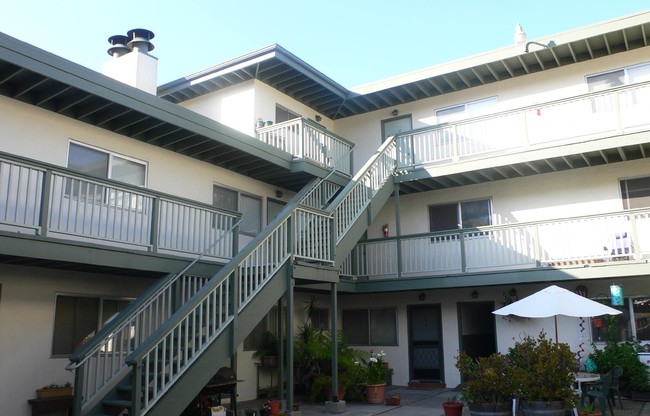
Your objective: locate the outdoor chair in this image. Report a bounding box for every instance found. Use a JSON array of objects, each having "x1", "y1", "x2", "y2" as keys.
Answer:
[
  {"x1": 609, "y1": 365, "x2": 624, "y2": 409},
  {"x1": 581, "y1": 372, "x2": 614, "y2": 416}
]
